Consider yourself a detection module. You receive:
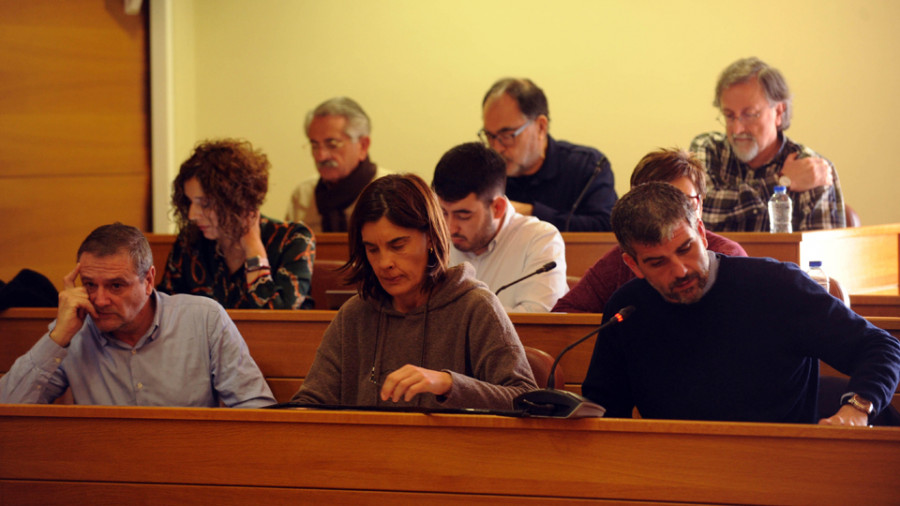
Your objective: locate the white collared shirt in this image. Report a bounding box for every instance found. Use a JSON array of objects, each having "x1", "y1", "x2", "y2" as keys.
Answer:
[{"x1": 450, "y1": 198, "x2": 568, "y2": 312}]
